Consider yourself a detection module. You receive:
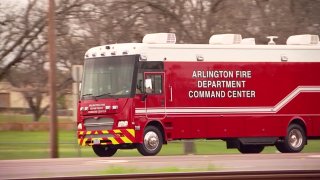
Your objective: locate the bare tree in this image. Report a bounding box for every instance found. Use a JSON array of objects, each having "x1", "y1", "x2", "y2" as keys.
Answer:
[
  {"x1": 0, "y1": 0, "x2": 86, "y2": 121},
  {"x1": 0, "y1": 0, "x2": 88, "y2": 80},
  {"x1": 6, "y1": 49, "x2": 48, "y2": 121},
  {"x1": 1, "y1": 0, "x2": 319, "y2": 121},
  {"x1": 2, "y1": 0, "x2": 320, "y2": 79},
  {"x1": 253, "y1": 0, "x2": 320, "y2": 44}
]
